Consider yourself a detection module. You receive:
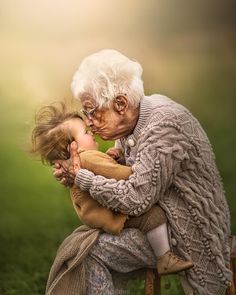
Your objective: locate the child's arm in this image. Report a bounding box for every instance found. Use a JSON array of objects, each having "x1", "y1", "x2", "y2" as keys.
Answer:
[
  {"x1": 79, "y1": 150, "x2": 131, "y2": 180},
  {"x1": 71, "y1": 149, "x2": 130, "y2": 234}
]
